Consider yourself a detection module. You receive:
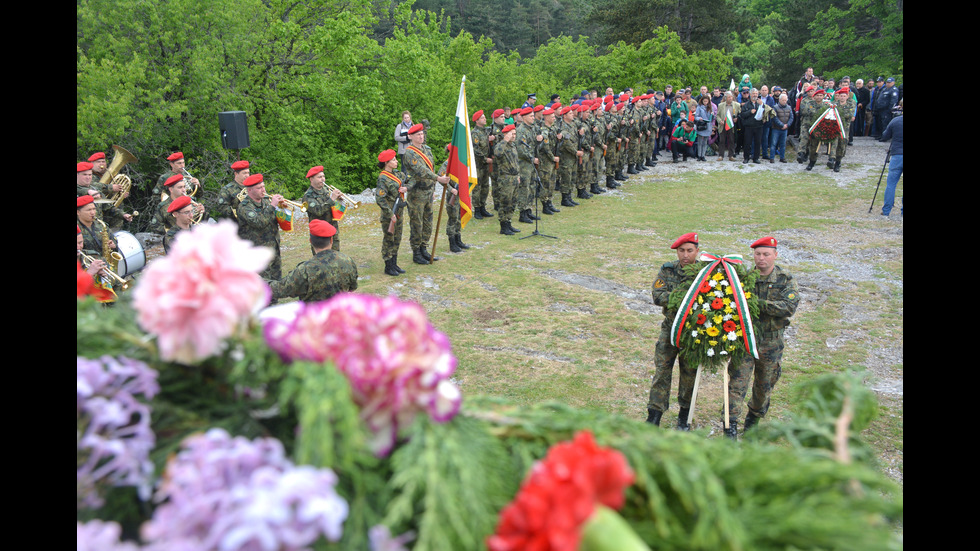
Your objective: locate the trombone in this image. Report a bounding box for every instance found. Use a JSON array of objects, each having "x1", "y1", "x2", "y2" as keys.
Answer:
[{"x1": 79, "y1": 251, "x2": 129, "y2": 290}]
